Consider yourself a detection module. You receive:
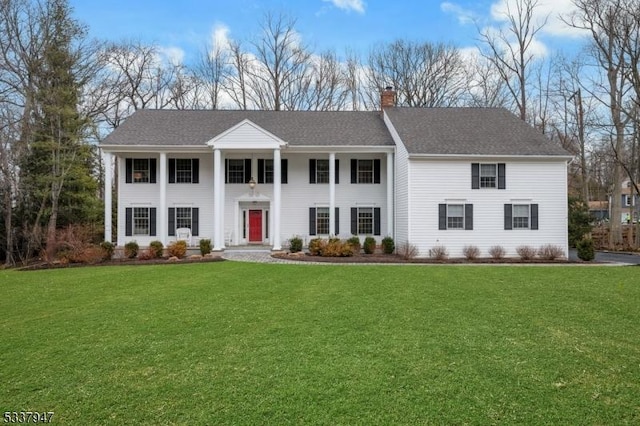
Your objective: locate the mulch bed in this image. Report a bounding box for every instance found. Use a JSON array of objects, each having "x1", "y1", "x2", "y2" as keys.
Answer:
[{"x1": 272, "y1": 252, "x2": 578, "y2": 264}]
